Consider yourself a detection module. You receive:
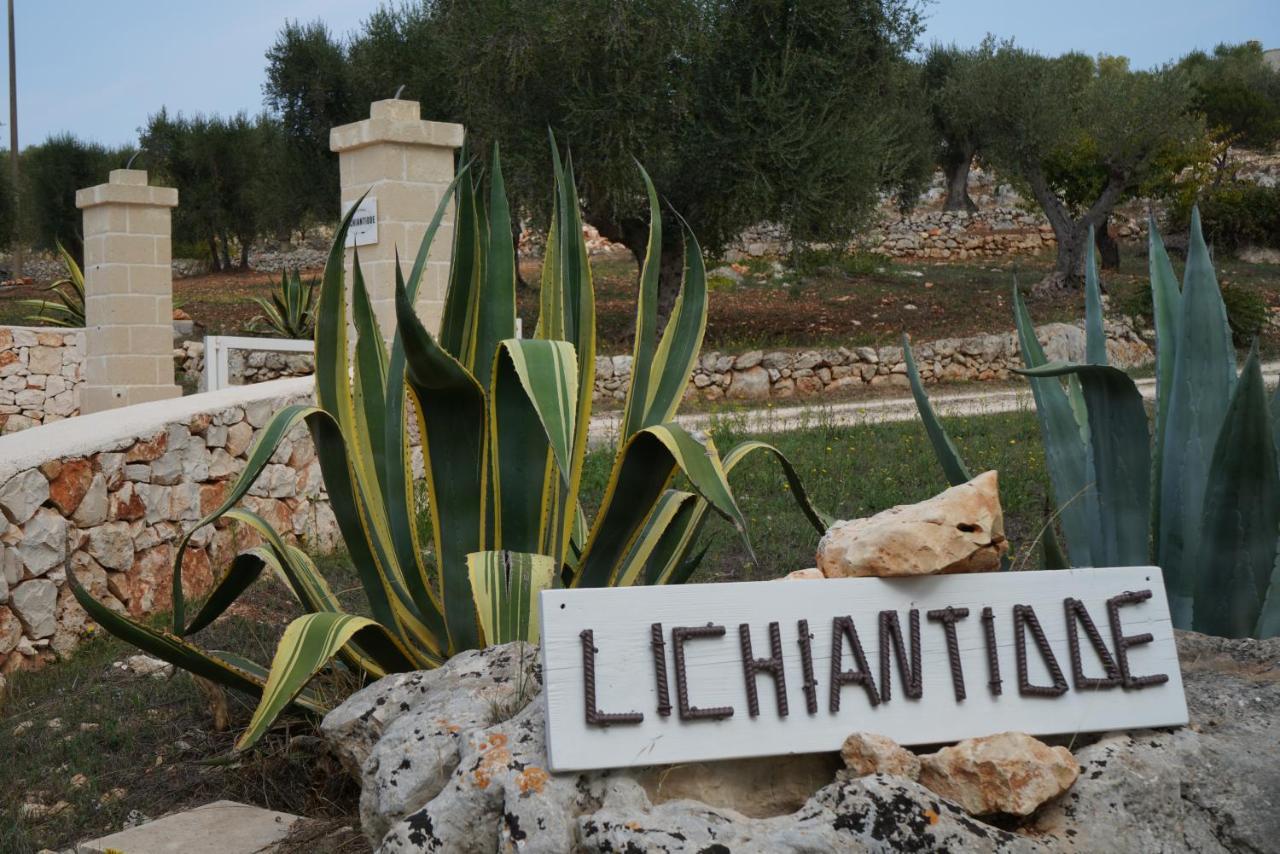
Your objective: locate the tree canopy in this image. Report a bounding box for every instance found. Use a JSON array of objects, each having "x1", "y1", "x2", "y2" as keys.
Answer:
[
  {"x1": 937, "y1": 42, "x2": 1206, "y2": 288},
  {"x1": 1178, "y1": 42, "x2": 1280, "y2": 150},
  {"x1": 264, "y1": 0, "x2": 933, "y2": 308}
]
